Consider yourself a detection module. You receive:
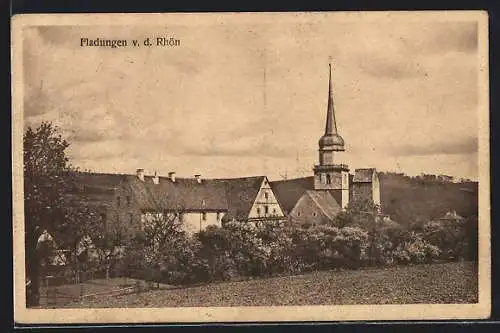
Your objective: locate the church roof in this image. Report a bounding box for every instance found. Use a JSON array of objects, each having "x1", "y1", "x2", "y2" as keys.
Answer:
[
  {"x1": 303, "y1": 190, "x2": 342, "y2": 221},
  {"x1": 353, "y1": 168, "x2": 377, "y2": 183}
]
